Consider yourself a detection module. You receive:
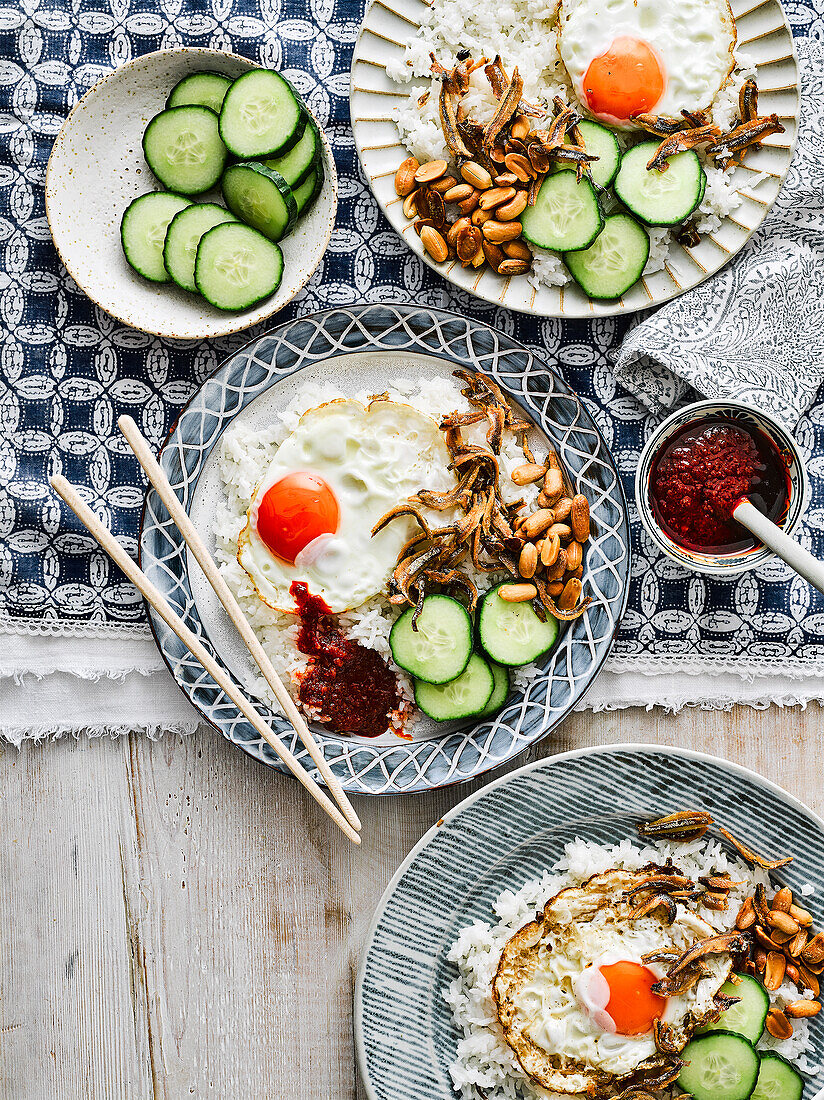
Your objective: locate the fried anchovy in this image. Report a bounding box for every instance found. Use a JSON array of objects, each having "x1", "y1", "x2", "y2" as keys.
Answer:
[
  {"x1": 652, "y1": 966, "x2": 706, "y2": 997},
  {"x1": 631, "y1": 112, "x2": 689, "y2": 135},
  {"x1": 420, "y1": 568, "x2": 478, "y2": 614},
  {"x1": 483, "y1": 66, "x2": 523, "y2": 149},
  {"x1": 372, "y1": 502, "x2": 433, "y2": 539},
  {"x1": 653, "y1": 1019, "x2": 683, "y2": 1056},
  {"x1": 681, "y1": 107, "x2": 711, "y2": 127},
  {"x1": 718, "y1": 825, "x2": 793, "y2": 869},
  {"x1": 629, "y1": 893, "x2": 677, "y2": 924},
  {"x1": 707, "y1": 115, "x2": 785, "y2": 161},
  {"x1": 439, "y1": 79, "x2": 473, "y2": 160},
  {"x1": 667, "y1": 930, "x2": 751, "y2": 977},
  {"x1": 626, "y1": 874, "x2": 695, "y2": 898},
  {"x1": 647, "y1": 125, "x2": 721, "y2": 171},
  {"x1": 637, "y1": 810, "x2": 713, "y2": 842},
  {"x1": 485, "y1": 54, "x2": 508, "y2": 98},
  {"x1": 739, "y1": 77, "x2": 759, "y2": 123}
]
